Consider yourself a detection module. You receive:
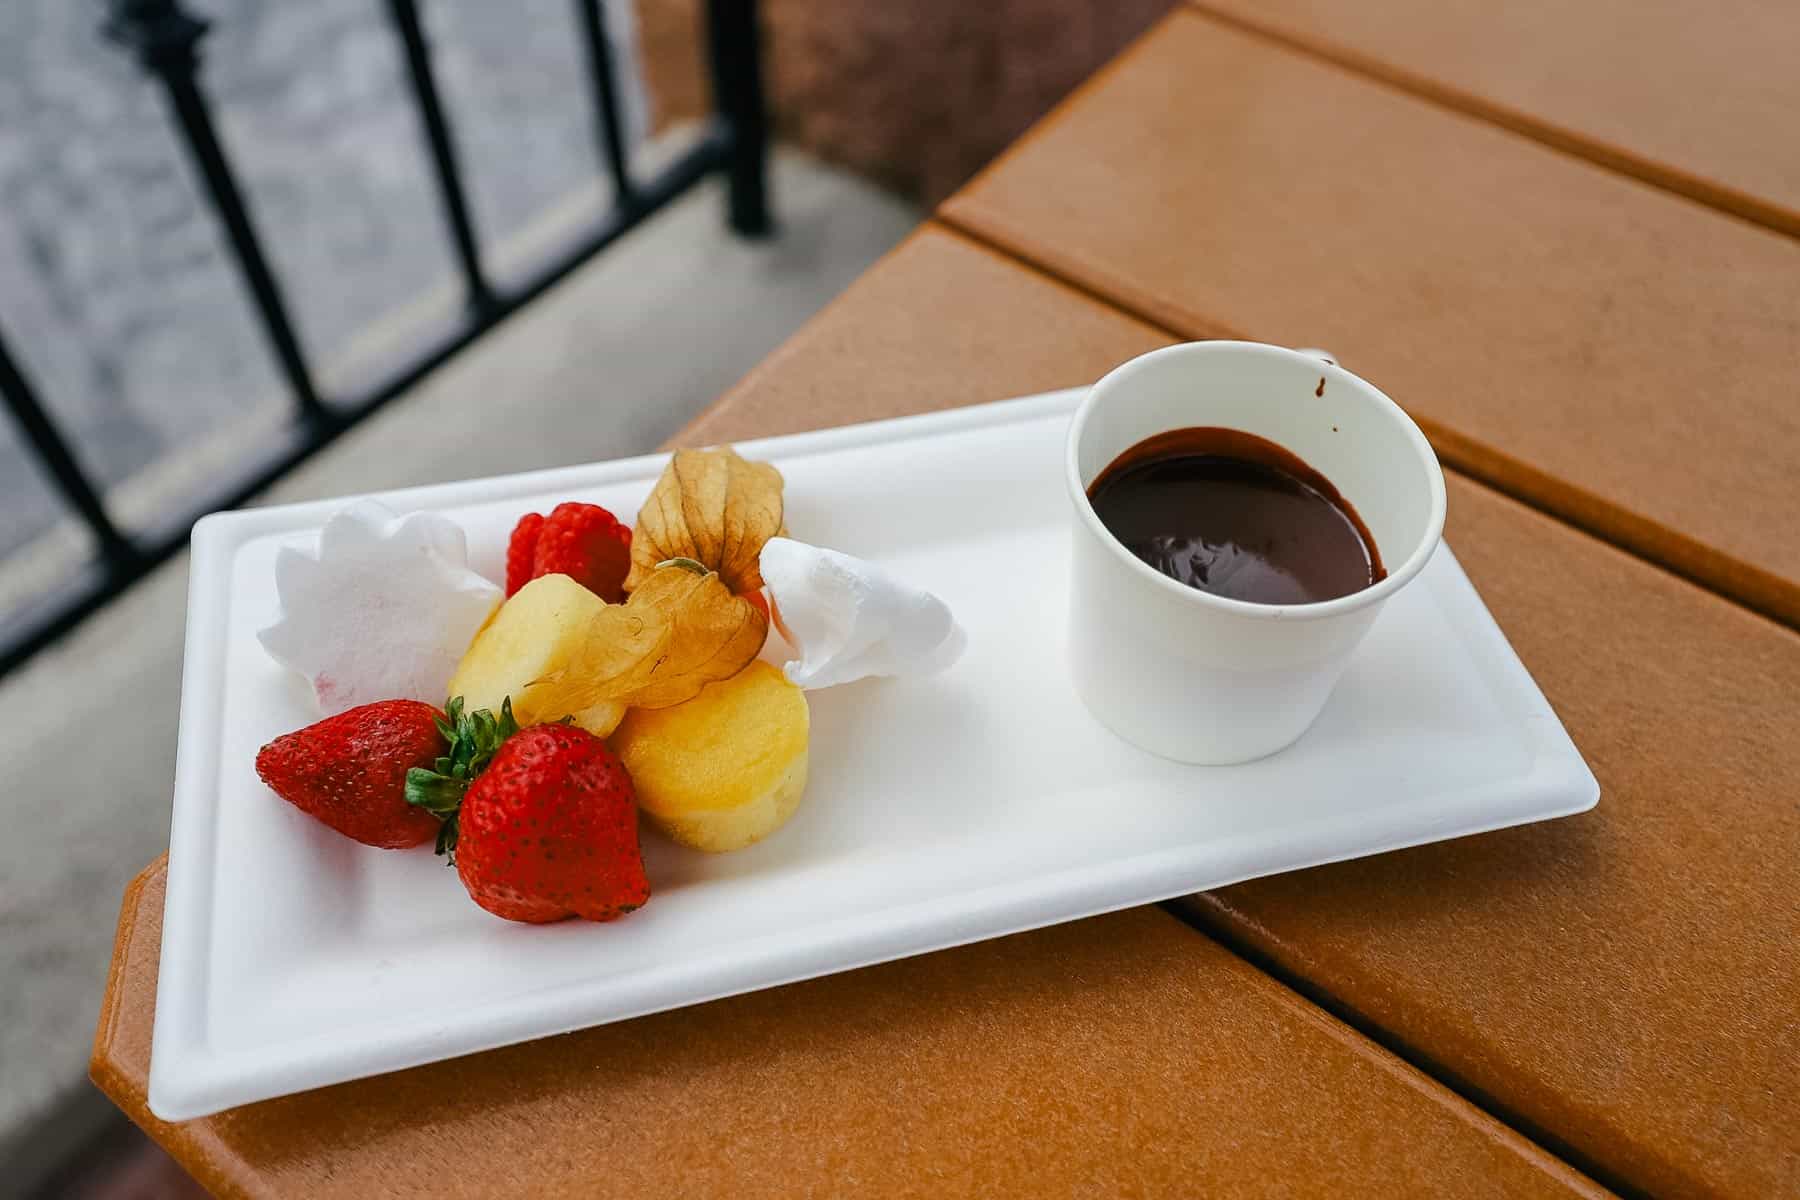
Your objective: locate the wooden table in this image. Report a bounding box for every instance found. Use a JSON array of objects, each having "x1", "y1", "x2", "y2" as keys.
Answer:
[{"x1": 94, "y1": 11, "x2": 1800, "y2": 1197}]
